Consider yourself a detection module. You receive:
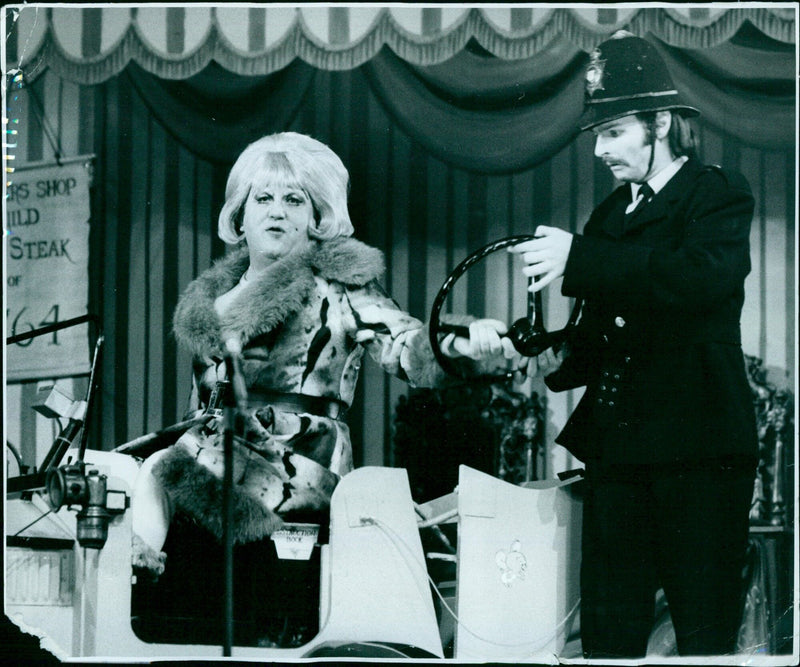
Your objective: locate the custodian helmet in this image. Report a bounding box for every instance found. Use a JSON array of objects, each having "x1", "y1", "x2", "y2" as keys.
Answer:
[{"x1": 579, "y1": 30, "x2": 699, "y2": 131}]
